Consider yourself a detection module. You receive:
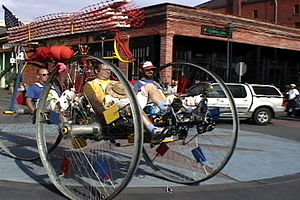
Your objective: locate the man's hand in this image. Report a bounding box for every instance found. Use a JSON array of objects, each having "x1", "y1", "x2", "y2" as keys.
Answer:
[{"x1": 25, "y1": 97, "x2": 36, "y2": 114}]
